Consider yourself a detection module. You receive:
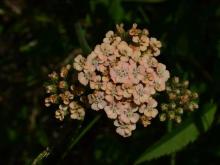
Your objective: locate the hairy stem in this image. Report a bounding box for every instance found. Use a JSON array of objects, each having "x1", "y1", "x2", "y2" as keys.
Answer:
[{"x1": 32, "y1": 148, "x2": 50, "y2": 165}]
